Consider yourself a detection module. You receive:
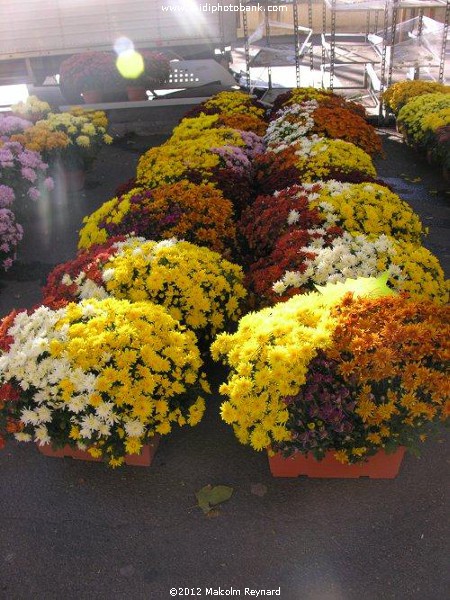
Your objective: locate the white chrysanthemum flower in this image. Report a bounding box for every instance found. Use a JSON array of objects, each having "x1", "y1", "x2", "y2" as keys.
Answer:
[
  {"x1": 36, "y1": 406, "x2": 52, "y2": 423},
  {"x1": 21, "y1": 409, "x2": 40, "y2": 425},
  {"x1": 47, "y1": 360, "x2": 72, "y2": 385},
  {"x1": 282, "y1": 271, "x2": 303, "y2": 287},
  {"x1": 307, "y1": 237, "x2": 327, "y2": 249},
  {"x1": 80, "y1": 415, "x2": 101, "y2": 438},
  {"x1": 272, "y1": 280, "x2": 287, "y2": 295},
  {"x1": 70, "y1": 370, "x2": 96, "y2": 394},
  {"x1": 156, "y1": 238, "x2": 178, "y2": 249},
  {"x1": 303, "y1": 265, "x2": 315, "y2": 279},
  {"x1": 308, "y1": 228, "x2": 328, "y2": 236},
  {"x1": 102, "y1": 268, "x2": 115, "y2": 282},
  {"x1": 389, "y1": 264, "x2": 404, "y2": 278},
  {"x1": 34, "y1": 425, "x2": 51, "y2": 445},
  {"x1": 328, "y1": 273, "x2": 343, "y2": 283},
  {"x1": 79, "y1": 279, "x2": 108, "y2": 300},
  {"x1": 124, "y1": 419, "x2": 145, "y2": 438},
  {"x1": 96, "y1": 401, "x2": 118, "y2": 425},
  {"x1": 61, "y1": 274, "x2": 73, "y2": 286},
  {"x1": 74, "y1": 272, "x2": 86, "y2": 286},
  {"x1": 318, "y1": 201, "x2": 334, "y2": 211},
  {"x1": 68, "y1": 395, "x2": 89, "y2": 414},
  {"x1": 287, "y1": 209, "x2": 300, "y2": 225},
  {"x1": 97, "y1": 423, "x2": 112, "y2": 437},
  {"x1": 14, "y1": 432, "x2": 32, "y2": 442}
]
